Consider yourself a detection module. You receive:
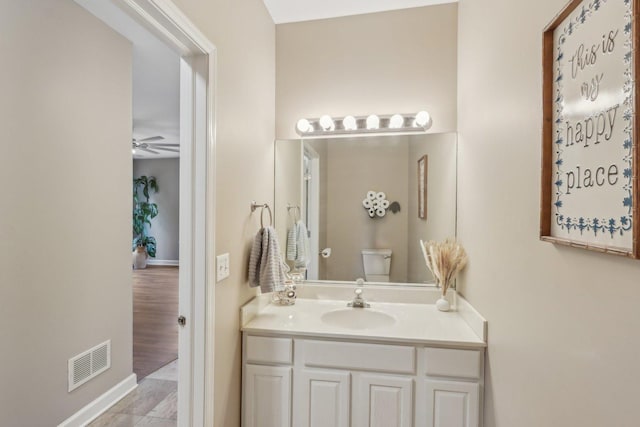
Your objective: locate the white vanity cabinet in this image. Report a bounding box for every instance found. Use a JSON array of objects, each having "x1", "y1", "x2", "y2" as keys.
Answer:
[
  {"x1": 420, "y1": 347, "x2": 482, "y2": 427},
  {"x1": 242, "y1": 334, "x2": 484, "y2": 427},
  {"x1": 423, "y1": 379, "x2": 479, "y2": 427},
  {"x1": 243, "y1": 335, "x2": 294, "y2": 427},
  {"x1": 354, "y1": 373, "x2": 414, "y2": 427},
  {"x1": 295, "y1": 369, "x2": 350, "y2": 427},
  {"x1": 244, "y1": 364, "x2": 292, "y2": 427}
]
